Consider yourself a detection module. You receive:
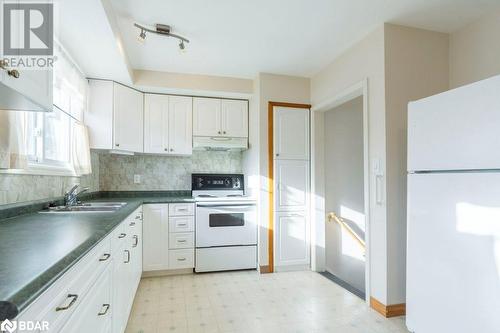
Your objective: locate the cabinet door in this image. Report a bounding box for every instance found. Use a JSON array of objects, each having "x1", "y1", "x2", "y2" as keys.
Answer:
[
  {"x1": 61, "y1": 265, "x2": 112, "y2": 333},
  {"x1": 275, "y1": 211, "x2": 310, "y2": 267},
  {"x1": 221, "y1": 99, "x2": 248, "y2": 137},
  {"x1": 275, "y1": 159, "x2": 310, "y2": 212},
  {"x1": 274, "y1": 107, "x2": 309, "y2": 160},
  {"x1": 169, "y1": 96, "x2": 193, "y2": 155},
  {"x1": 144, "y1": 94, "x2": 169, "y2": 154},
  {"x1": 142, "y1": 204, "x2": 169, "y2": 271},
  {"x1": 193, "y1": 97, "x2": 221, "y2": 136},
  {"x1": 87, "y1": 80, "x2": 114, "y2": 149},
  {"x1": 112, "y1": 246, "x2": 130, "y2": 333},
  {"x1": 113, "y1": 83, "x2": 144, "y2": 152}
]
